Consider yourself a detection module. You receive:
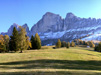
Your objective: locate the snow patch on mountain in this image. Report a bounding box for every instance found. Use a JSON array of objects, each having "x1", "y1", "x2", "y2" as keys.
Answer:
[
  {"x1": 82, "y1": 33, "x2": 101, "y2": 41},
  {"x1": 39, "y1": 25, "x2": 101, "y2": 40},
  {"x1": 40, "y1": 31, "x2": 66, "y2": 39}
]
